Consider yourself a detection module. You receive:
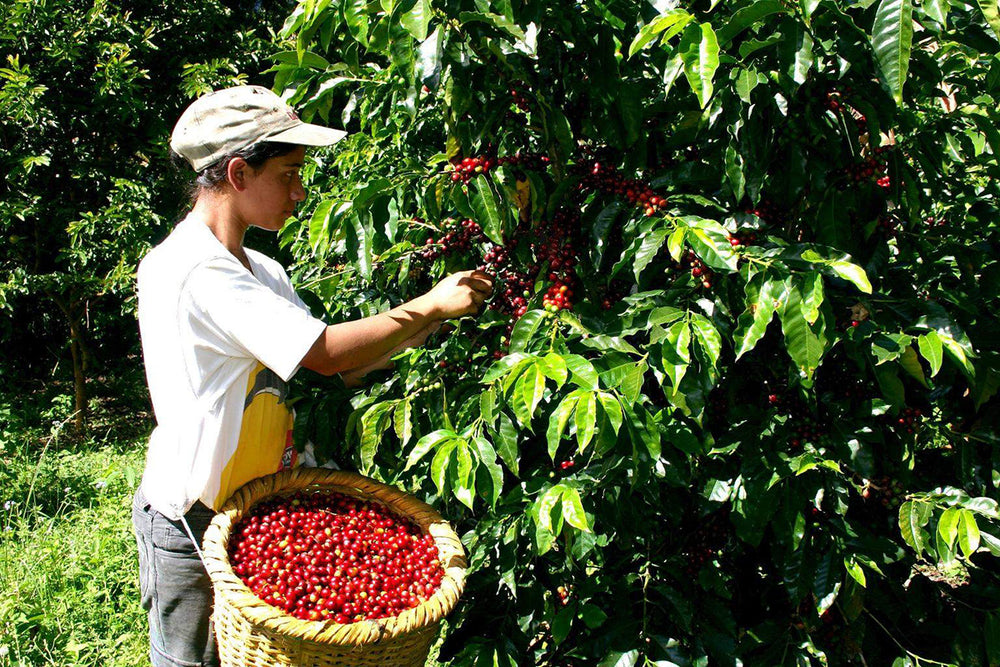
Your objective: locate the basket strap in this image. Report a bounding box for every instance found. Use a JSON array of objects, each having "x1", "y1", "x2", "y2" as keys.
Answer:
[{"x1": 180, "y1": 513, "x2": 210, "y2": 570}]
